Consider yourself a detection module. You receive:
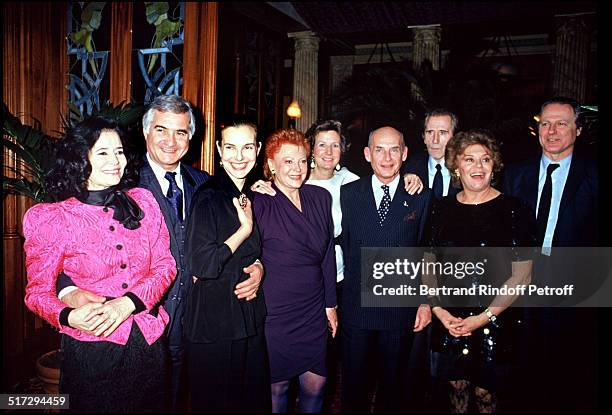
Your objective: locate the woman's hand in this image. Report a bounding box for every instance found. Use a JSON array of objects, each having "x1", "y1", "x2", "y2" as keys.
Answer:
[
  {"x1": 403, "y1": 173, "x2": 424, "y2": 195},
  {"x1": 67, "y1": 302, "x2": 105, "y2": 333},
  {"x1": 85, "y1": 296, "x2": 136, "y2": 337},
  {"x1": 233, "y1": 196, "x2": 253, "y2": 235},
  {"x1": 326, "y1": 307, "x2": 338, "y2": 338},
  {"x1": 432, "y1": 307, "x2": 467, "y2": 337},
  {"x1": 251, "y1": 180, "x2": 276, "y2": 196},
  {"x1": 452, "y1": 314, "x2": 489, "y2": 336}
]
